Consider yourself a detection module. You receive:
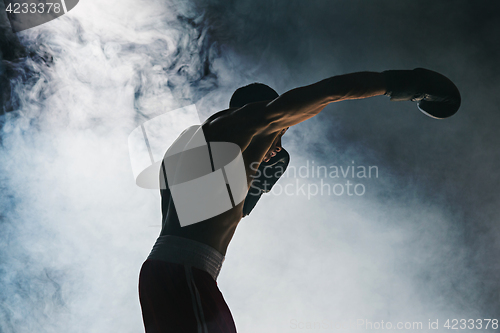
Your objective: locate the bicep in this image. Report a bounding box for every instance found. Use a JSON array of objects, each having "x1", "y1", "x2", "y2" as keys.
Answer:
[
  {"x1": 257, "y1": 80, "x2": 333, "y2": 134},
  {"x1": 204, "y1": 83, "x2": 331, "y2": 142}
]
